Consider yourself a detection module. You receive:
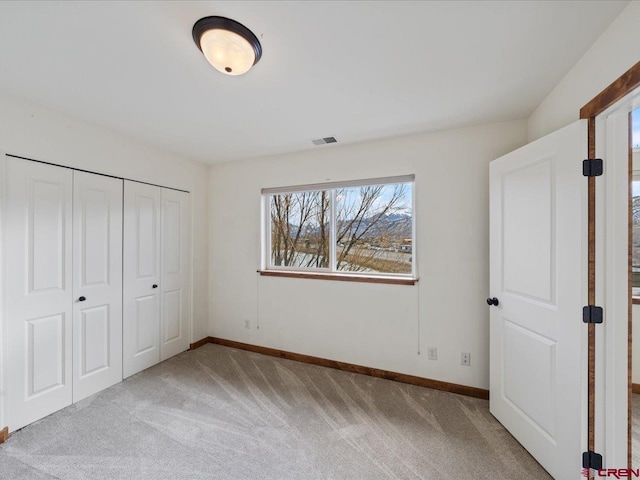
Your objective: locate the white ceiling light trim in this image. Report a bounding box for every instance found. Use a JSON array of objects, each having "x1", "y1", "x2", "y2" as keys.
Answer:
[{"x1": 192, "y1": 16, "x2": 262, "y2": 76}]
